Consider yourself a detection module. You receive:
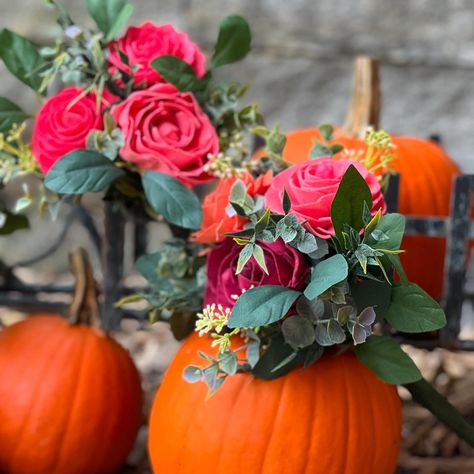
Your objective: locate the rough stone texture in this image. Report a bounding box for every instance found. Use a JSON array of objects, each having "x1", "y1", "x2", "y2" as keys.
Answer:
[{"x1": 0, "y1": 0, "x2": 474, "y2": 169}]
